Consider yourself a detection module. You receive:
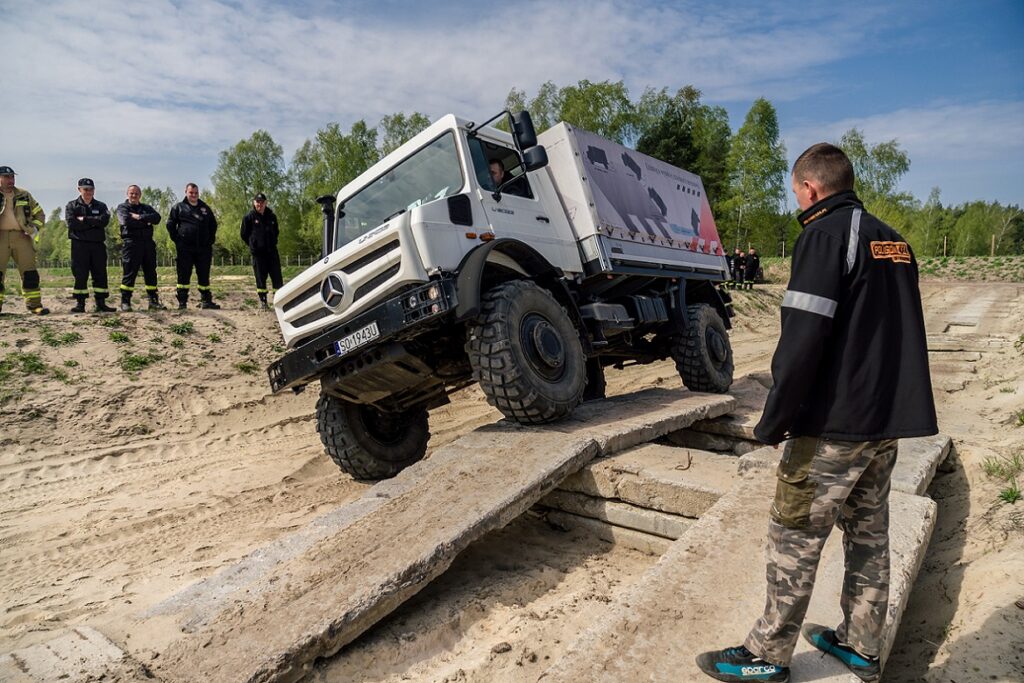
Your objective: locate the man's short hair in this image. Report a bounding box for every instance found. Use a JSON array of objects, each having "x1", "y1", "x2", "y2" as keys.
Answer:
[
  {"x1": 792, "y1": 143, "x2": 855, "y2": 195},
  {"x1": 488, "y1": 158, "x2": 504, "y2": 169},
  {"x1": 185, "y1": 182, "x2": 199, "y2": 191}
]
